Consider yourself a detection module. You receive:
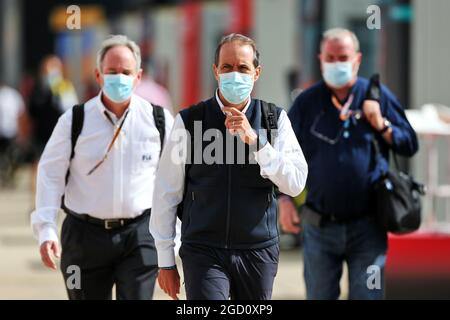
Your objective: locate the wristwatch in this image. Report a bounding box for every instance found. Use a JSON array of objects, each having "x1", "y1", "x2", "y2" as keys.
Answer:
[{"x1": 378, "y1": 118, "x2": 391, "y2": 134}]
